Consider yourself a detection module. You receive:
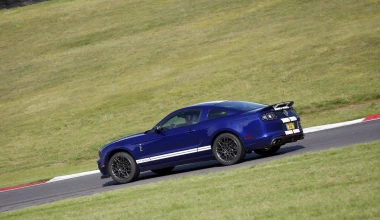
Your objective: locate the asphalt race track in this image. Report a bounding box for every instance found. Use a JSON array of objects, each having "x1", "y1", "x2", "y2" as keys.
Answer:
[{"x1": 1, "y1": 120, "x2": 379, "y2": 213}]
